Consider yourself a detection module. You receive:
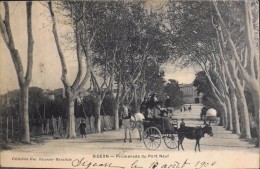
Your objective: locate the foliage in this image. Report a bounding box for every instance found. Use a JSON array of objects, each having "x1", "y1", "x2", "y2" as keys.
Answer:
[
  {"x1": 166, "y1": 1, "x2": 216, "y2": 68},
  {"x1": 163, "y1": 79, "x2": 184, "y2": 107},
  {"x1": 193, "y1": 71, "x2": 221, "y2": 111},
  {"x1": 101, "y1": 91, "x2": 115, "y2": 116},
  {"x1": 144, "y1": 62, "x2": 166, "y2": 99}
]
